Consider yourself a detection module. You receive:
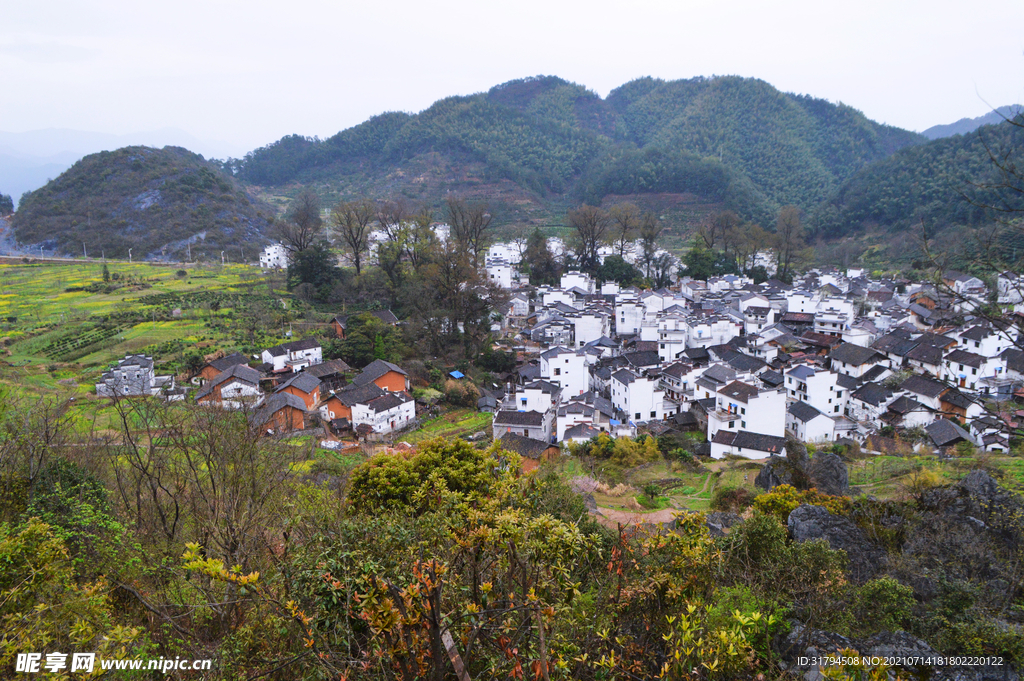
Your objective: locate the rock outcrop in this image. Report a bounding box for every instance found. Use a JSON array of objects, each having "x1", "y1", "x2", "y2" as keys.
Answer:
[{"x1": 787, "y1": 504, "x2": 886, "y2": 582}]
